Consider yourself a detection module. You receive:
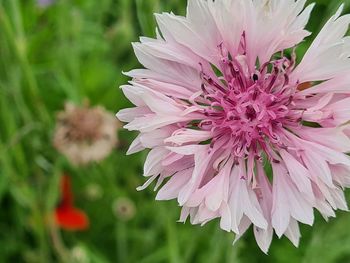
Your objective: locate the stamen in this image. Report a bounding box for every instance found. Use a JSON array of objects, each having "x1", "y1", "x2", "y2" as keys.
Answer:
[
  {"x1": 266, "y1": 66, "x2": 279, "y2": 92},
  {"x1": 195, "y1": 51, "x2": 300, "y2": 160},
  {"x1": 223, "y1": 95, "x2": 236, "y2": 106},
  {"x1": 201, "y1": 84, "x2": 209, "y2": 94},
  {"x1": 204, "y1": 76, "x2": 227, "y2": 94}
]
